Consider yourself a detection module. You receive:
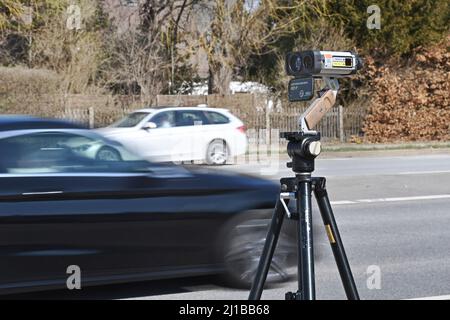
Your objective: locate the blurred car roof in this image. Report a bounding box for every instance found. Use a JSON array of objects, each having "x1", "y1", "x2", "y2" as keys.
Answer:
[{"x1": 0, "y1": 115, "x2": 86, "y2": 132}]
